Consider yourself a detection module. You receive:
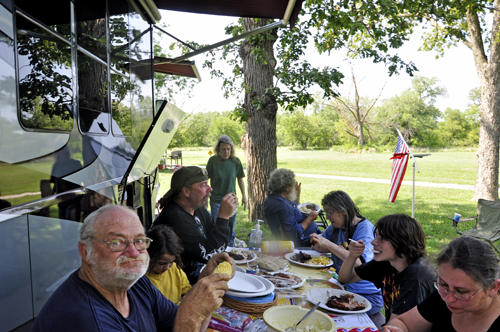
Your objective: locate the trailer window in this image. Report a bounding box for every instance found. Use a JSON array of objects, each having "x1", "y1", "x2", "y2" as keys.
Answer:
[{"x1": 16, "y1": 13, "x2": 74, "y2": 131}]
